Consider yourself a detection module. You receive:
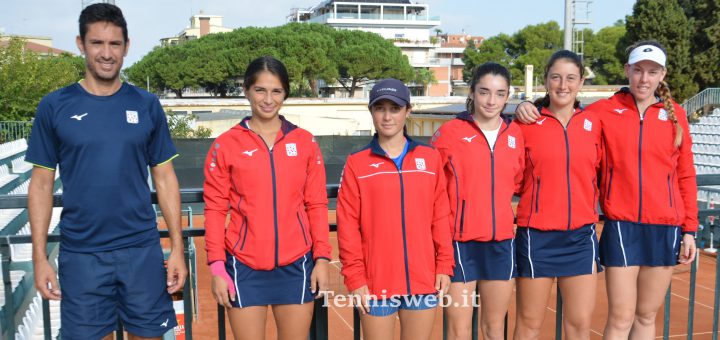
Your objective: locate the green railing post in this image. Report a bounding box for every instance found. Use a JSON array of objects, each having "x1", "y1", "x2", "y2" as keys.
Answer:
[
  {"x1": 713, "y1": 250, "x2": 720, "y2": 340},
  {"x1": 42, "y1": 298, "x2": 51, "y2": 340},
  {"x1": 472, "y1": 285, "x2": 479, "y2": 340},
  {"x1": 309, "y1": 298, "x2": 329, "y2": 340},
  {"x1": 353, "y1": 307, "x2": 361, "y2": 340},
  {"x1": 688, "y1": 250, "x2": 698, "y2": 340},
  {"x1": 183, "y1": 236, "x2": 193, "y2": 340},
  {"x1": 217, "y1": 305, "x2": 226, "y2": 340},
  {"x1": 555, "y1": 284, "x2": 562, "y2": 340},
  {"x1": 664, "y1": 283, "x2": 671, "y2": 340},
  {"x1": 1, "y1": 241, "x2": 14, "y2": 340}
]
